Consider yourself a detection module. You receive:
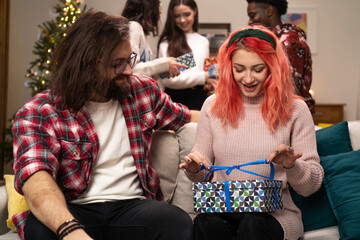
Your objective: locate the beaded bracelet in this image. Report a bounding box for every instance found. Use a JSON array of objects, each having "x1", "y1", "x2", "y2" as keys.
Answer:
[
  {"x1": 56, "y1": 218, "x2": 79, "y2": 237},
  {"x1": 59, "y1": 223, "x2": 85, "y2": 240}
]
